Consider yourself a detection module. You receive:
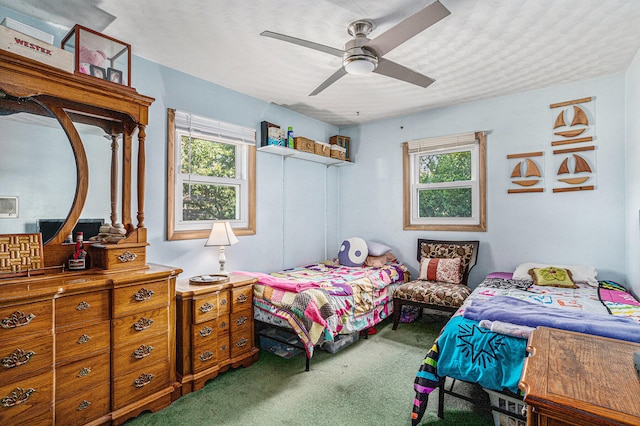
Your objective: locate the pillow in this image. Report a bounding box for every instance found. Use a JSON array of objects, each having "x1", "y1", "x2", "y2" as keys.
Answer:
[
  {"x1": 528, "y1": 267, "x2": 577, "y2": 288},
  {"x1": 364, "y1": 252, "x2": 397, "y2": 267},
  {"x1": 366, "y1": 240, "x2": 392, "y2": 257},
  {"x1": 513, "y1": 262, "x2": 598, "y2": 286},
  {"x1": 338, "y1": 237, "x2": 369, "y2": 267},
  {"x1": 419, "y1": 257, "x2": 462, "y2": 284}
]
